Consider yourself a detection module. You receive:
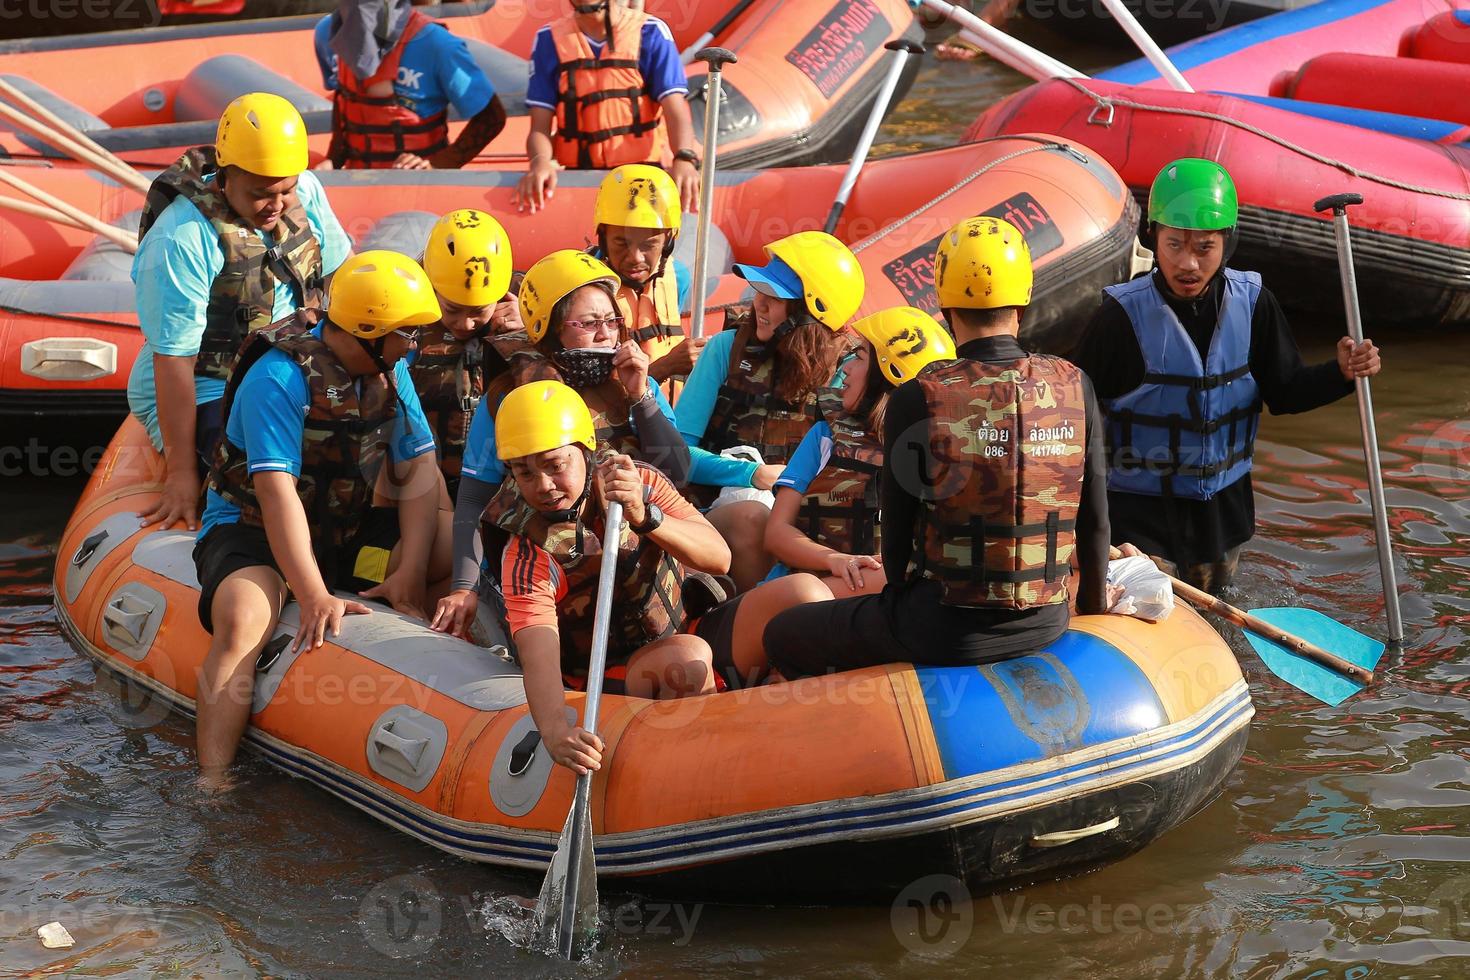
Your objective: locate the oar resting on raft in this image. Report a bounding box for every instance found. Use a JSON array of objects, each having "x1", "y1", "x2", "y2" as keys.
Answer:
[
  {"x1": 0, "y1": 166, "x2": 139, "y2": 253},
  {"x1": 0, "y1": 79, "x2": 152, "y2": 197},
  {"x1": 1109, "y1": 547, "x2": 1385, "y2": 706}
]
